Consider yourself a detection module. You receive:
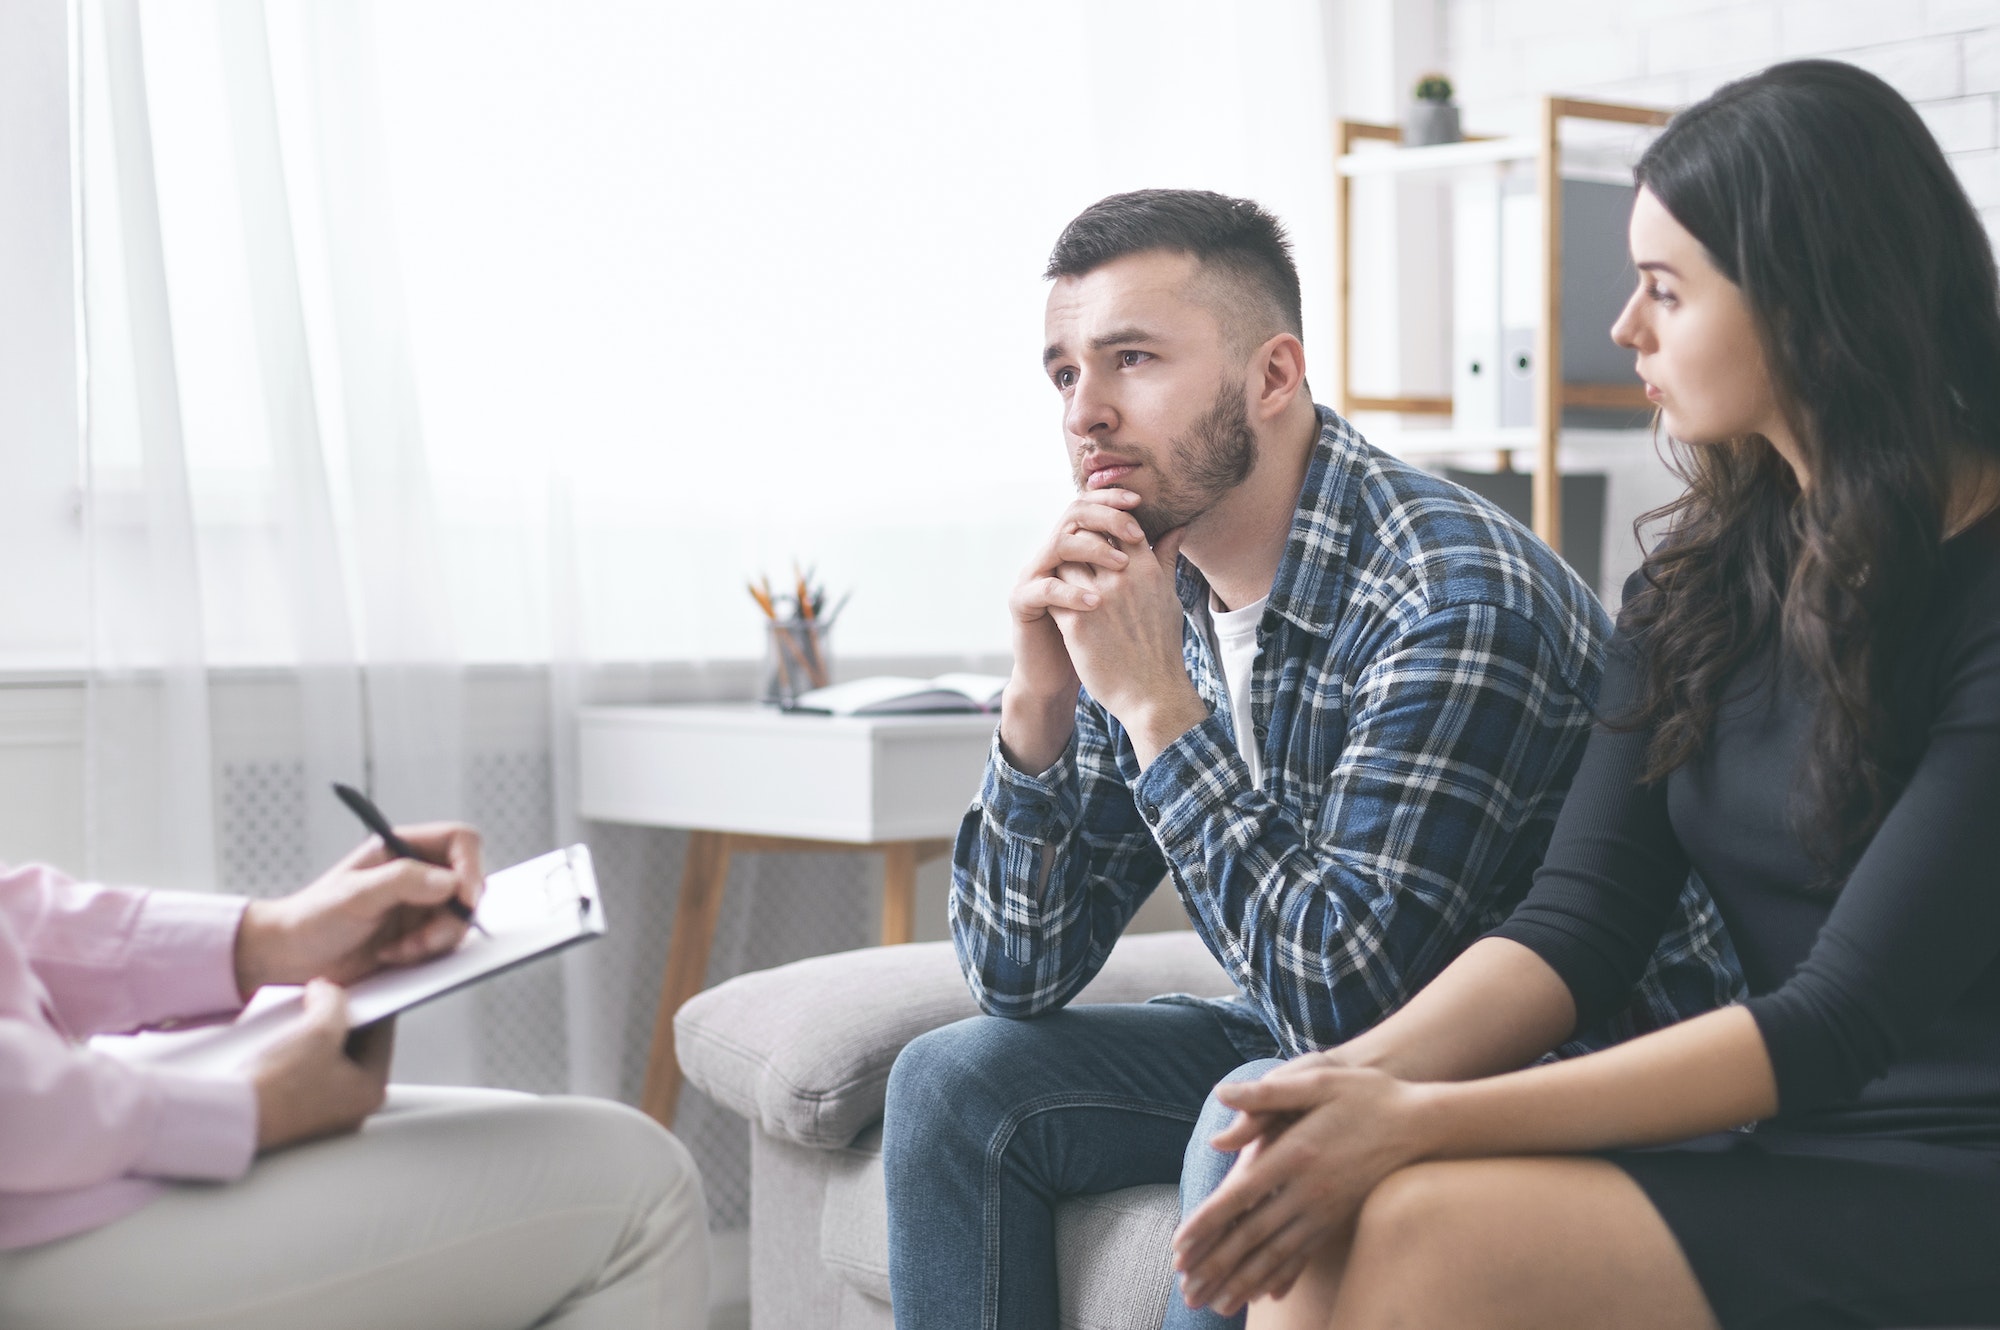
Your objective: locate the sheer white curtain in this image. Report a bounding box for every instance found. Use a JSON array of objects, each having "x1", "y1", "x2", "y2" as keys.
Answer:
[
  {"x1": 82, "y1": 0, "x2": 479, "y2": 1071},
  {"x1": 72, "y1": 0, "x2": 1337, "y2": 1091},
  {"x1": 81, "y1": 0, "x2": 222, "y2": 893}
]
